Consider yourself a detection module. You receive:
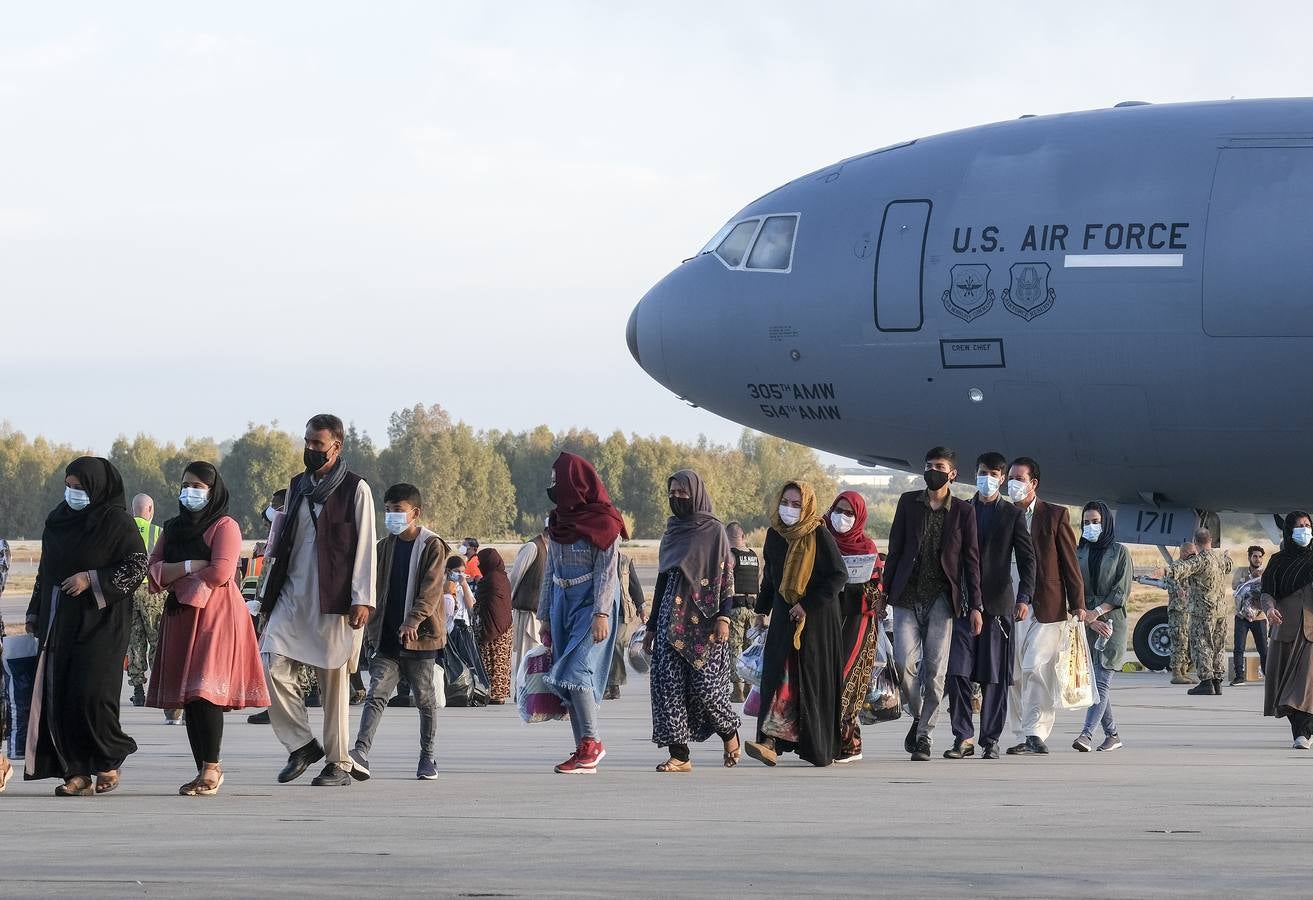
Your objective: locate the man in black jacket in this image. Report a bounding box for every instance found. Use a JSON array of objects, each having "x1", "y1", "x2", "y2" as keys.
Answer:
[
  {"x1": 882, "y1": 447, "x2": 983, "y2": 762},
  {"x1": 944, "y1": 451, "x2": 1037, "y2": 760}
]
